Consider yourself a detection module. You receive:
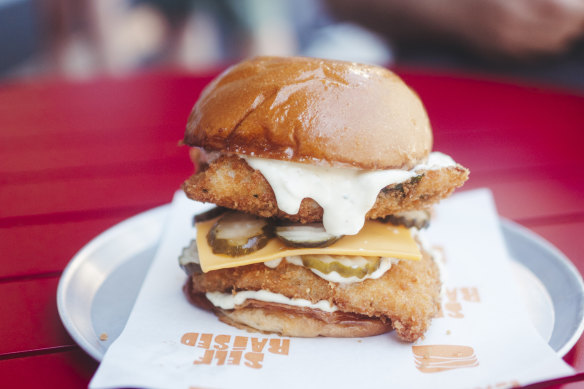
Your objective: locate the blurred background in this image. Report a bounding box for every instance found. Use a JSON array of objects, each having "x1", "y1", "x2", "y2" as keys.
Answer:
[{"x1": 1, "y1": 0, "x2": 583, "y2": 89}]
